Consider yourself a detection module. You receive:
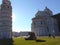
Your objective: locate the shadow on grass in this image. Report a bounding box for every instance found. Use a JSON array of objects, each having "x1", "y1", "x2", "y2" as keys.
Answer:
[
  {"x1": 36, "y1": 39, "x2": 46, "y2": 42},
  {"x1": 25, "y1": 38, "x2": 46, "y2": 42},
  {"x1": 0, "y1": 39, "x2": 14, "y2": 45}
]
